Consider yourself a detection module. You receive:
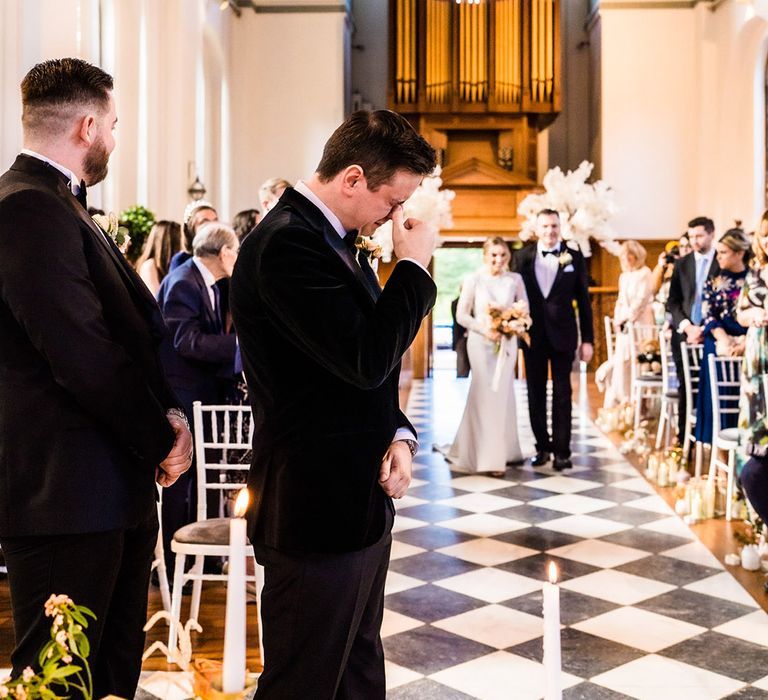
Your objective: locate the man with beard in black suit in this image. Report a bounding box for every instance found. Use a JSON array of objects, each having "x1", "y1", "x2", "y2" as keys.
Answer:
[
  {"x1": 0, "y1": 58, "x2": 192, "y2": 698},
  {"x1": 231, "y1": 110, "x2": 437, "y2": 699}
]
